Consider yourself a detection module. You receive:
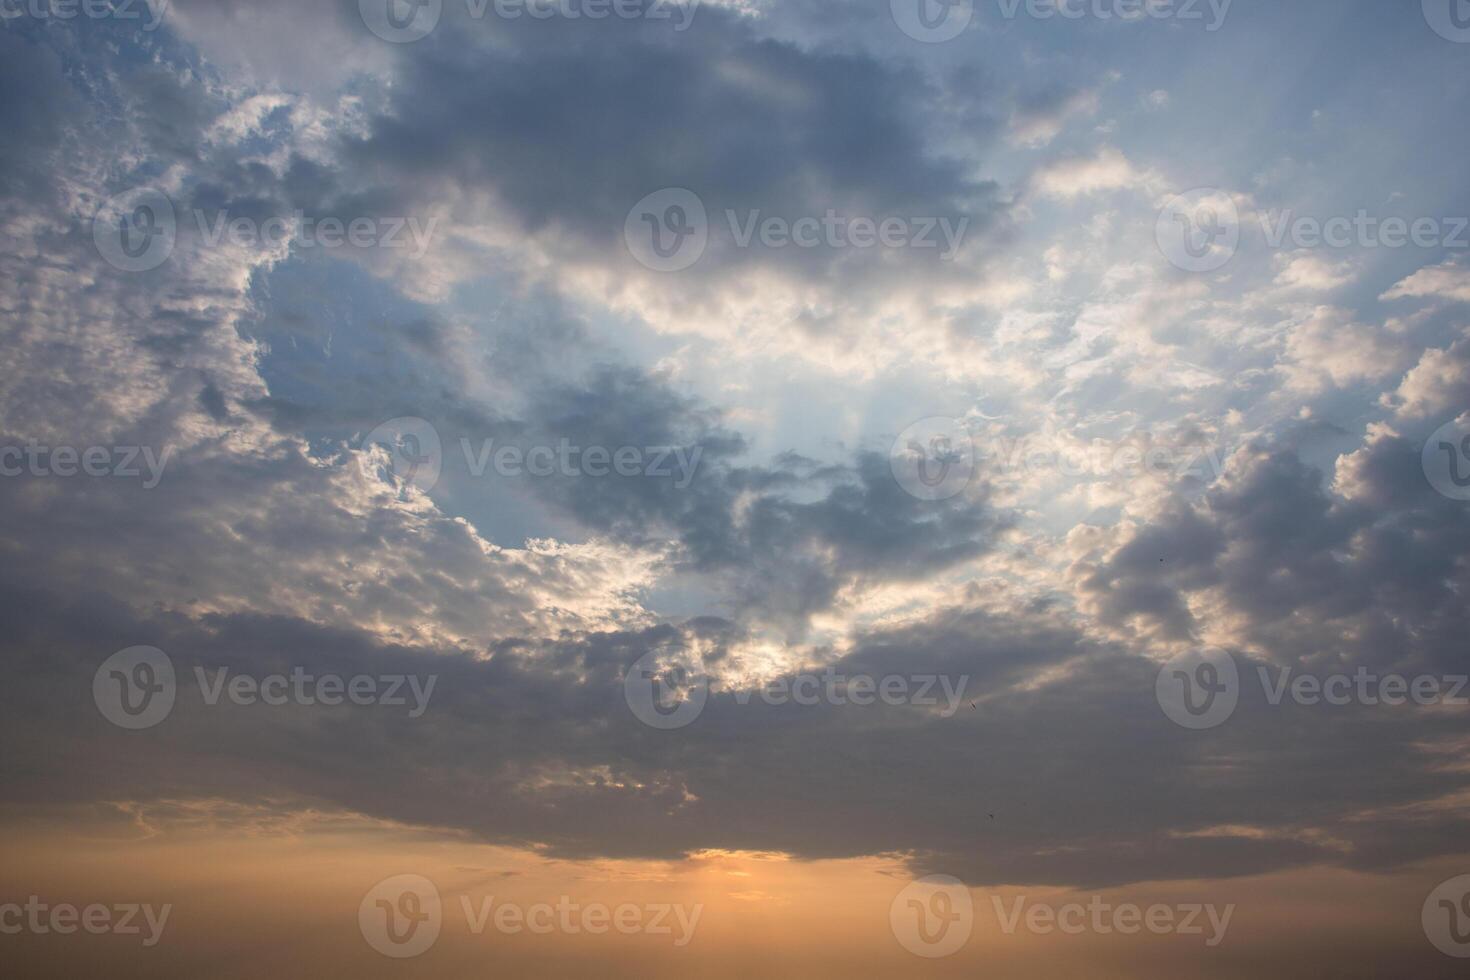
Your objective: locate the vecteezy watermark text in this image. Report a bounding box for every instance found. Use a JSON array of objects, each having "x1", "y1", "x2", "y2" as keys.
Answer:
[
  {"x1": 92, "y1": 189, "x2": 438, "y2": 272},
  {"x1": 1424, "y1": 874, "x2": 1470, "y2": 958},
  {"x1": 990, "y1": 894, "x2": 1234, "y2": 946},
  {"x1": 192, "y1": 667, "x2": 437, "y2": 717},
  {"x1": 358, "y1": 0, "x2": 698, "y2": 44},
  {"x1": 624, "y1": 652, "x2": 970, "y2": 730},
  {"x1": 357, "y1": 418, "x2": 706, "y2": 495},
  {"x1": 1157, "y1": 187, "x2": 1470, "y2": 273},
  {"x1": 93, "y1": 647, "x2": 438, "y2": 730},
  {"x1": 461, "y1": 438, "x2": 703, "y2": 489},
  {"x1": 466, "y1": 0, "x2": 697, "y2": 27},
  {"x1": 0, "y1": 443, "x2": 170, "y2": 488},
  {"x1": 358, "y1": 875, "x2": 701, "y2": 958},
  {"x1": 0, "y1": 898, "x2": 171, "y2": 946},
  {"x1": 889, "y1": 0, "x2": 1229, "y2": 43},
  {"x1": 0, "y1": 0, "x2": 168, "y2": 30},
  {"x1": 1257, "y1": 666, "x2": 1468, "y2": 709},
  {"x1": 1157, "y1": 648, "x2": 1469, "y2": 730},
  {"x1": 995, "y1": 0, "x2": 1231, "y2": 30},
  {"x1": 459, "y1": 895, "x2": 701, "y2": 945},
  {"x1": 1423, "y1": 0, "x2": 1470, "y2": 44},
  {"x1": 1258, "y1": 210, "x2": 1470, "y2": 251},
  {"x1": 193, "y1": 210, "x2": 438, "y2": 258},
  {"x1": 889, "y1": 876, "x2": 1234, "y2": 959},
  {"x1": 730, "y1": 670, "x2": 969, "y2": 715},
  {"x1": 624, "y1": 189, "x2": 970, "y2": 272},
  {"x1": 1424, "y1": 417, "x2": 1470, "y2": 501},
  {"x1": 723, "y1": 210, "x2": 969, "y2": 259}
]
